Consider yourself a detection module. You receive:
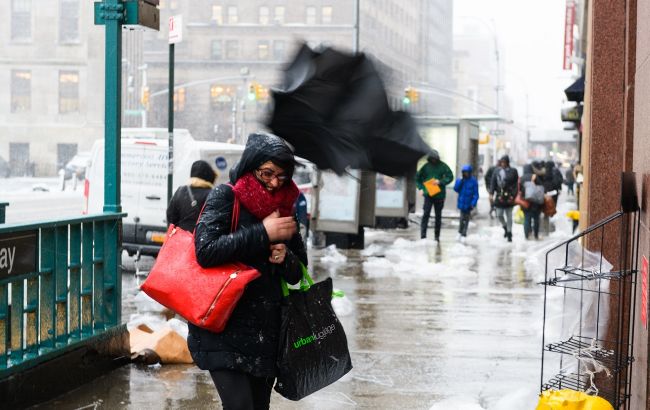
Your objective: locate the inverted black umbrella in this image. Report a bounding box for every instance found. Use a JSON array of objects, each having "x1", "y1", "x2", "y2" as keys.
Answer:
[{"x1": 268, "y1": 43, "x2": 430, "y2": 176}]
